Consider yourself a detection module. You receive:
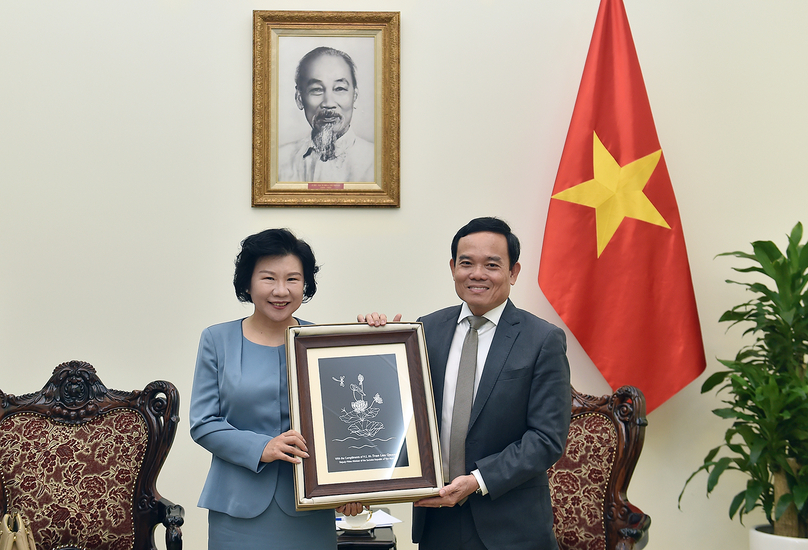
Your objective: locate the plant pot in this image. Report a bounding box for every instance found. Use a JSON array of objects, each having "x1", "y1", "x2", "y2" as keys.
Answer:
[{"x1": 750, "y1": 525, "x2": 808, "y2": 550}]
